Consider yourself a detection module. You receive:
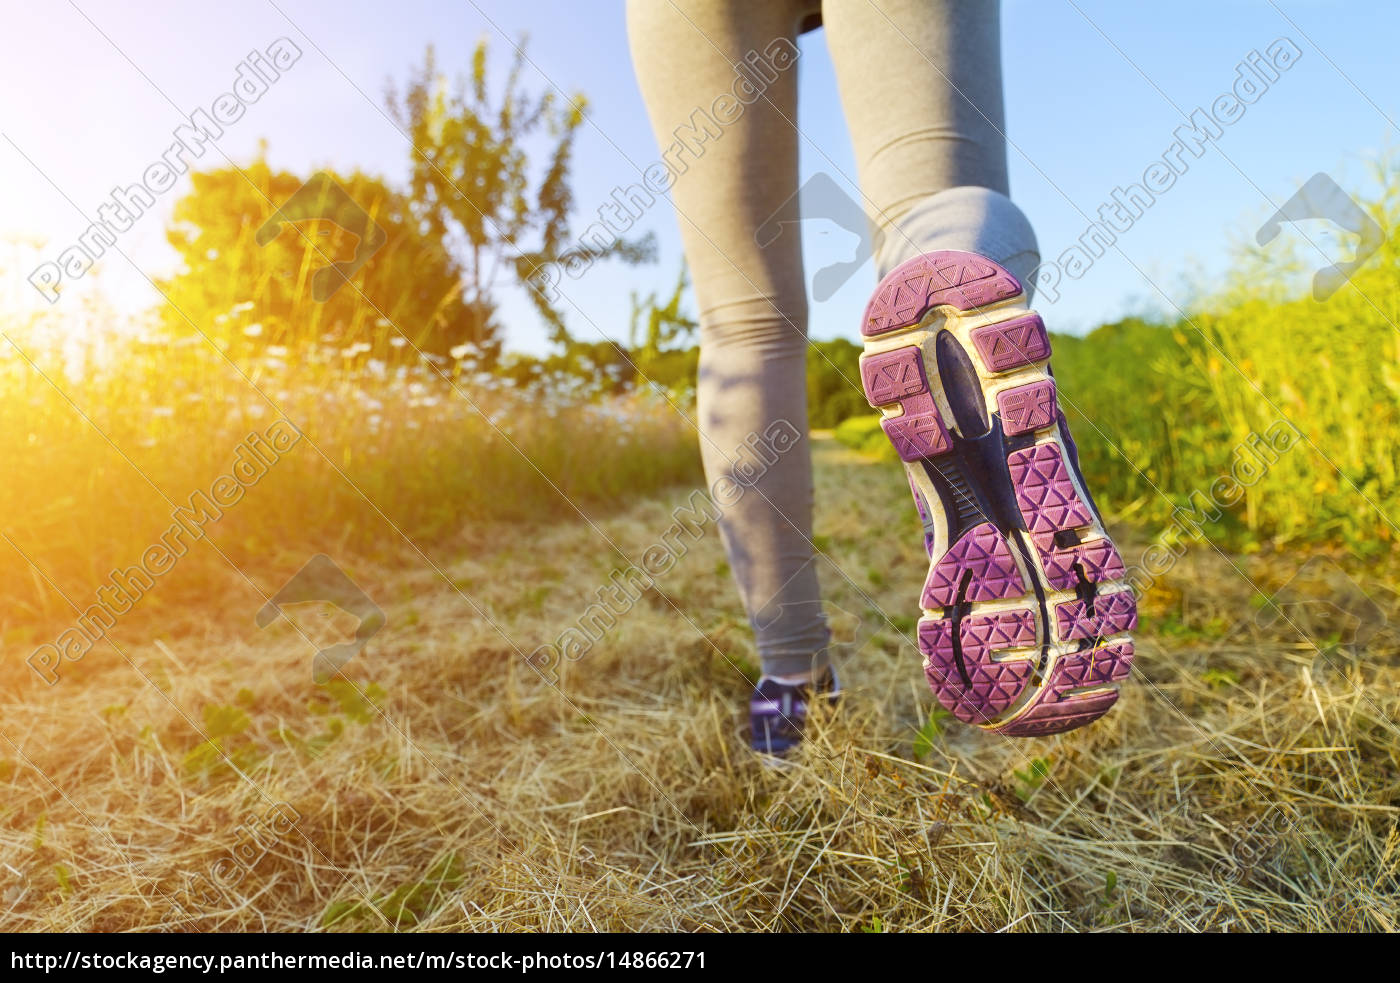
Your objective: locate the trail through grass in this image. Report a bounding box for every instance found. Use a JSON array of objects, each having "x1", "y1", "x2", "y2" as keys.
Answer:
[{"x1": 2, "y1": 438, "x2": 1395, "y2": 931}]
